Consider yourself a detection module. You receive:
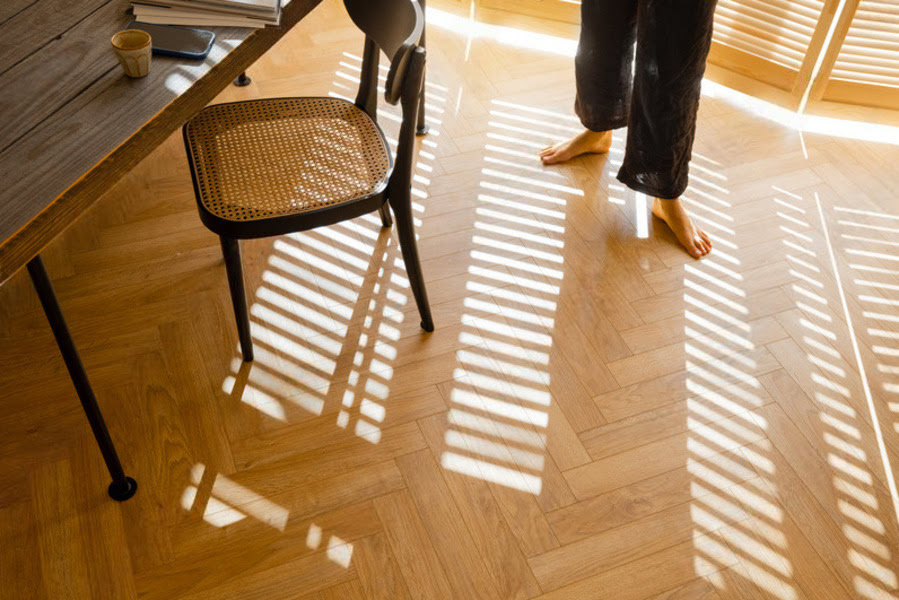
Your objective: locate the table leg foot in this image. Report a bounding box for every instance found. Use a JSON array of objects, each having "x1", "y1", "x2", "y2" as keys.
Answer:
[
  {"x1": 26, "y1": 255, "x2": 137, "y2": 501},
  {"x1": 234, "y1": 72, "x2": 251, "y2": 86},
  {"x1": 108, "y1": 477, "x2": 138, "y2": 501}
]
